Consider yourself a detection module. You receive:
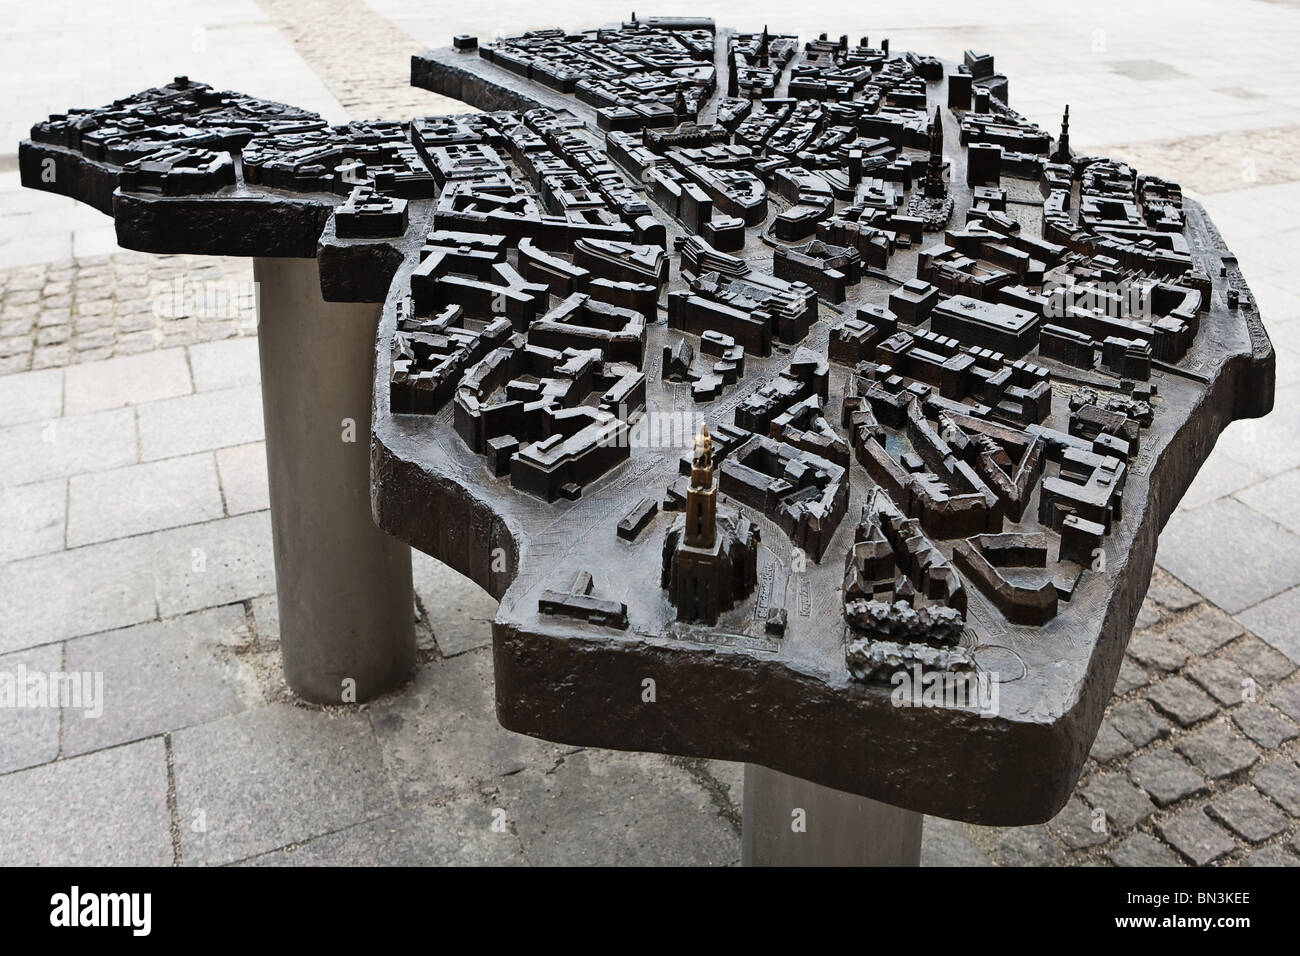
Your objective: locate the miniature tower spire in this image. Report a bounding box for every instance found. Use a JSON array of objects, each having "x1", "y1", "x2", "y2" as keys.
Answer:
[
  {"x1": 727, "y1": 47, "x2": 738, "y2": 98},
  {"x1": 673, "y1": 83, "x2": 689, "y2": 122},
  {"x1": 1051, "y1": 104, "x2": 1071, "y2": 163},
  {"x1": 684, "y1": 422, "x2": 717, "y2": 549},
  {"x1": 759, "y1": 25, "x2": 770, "y2": 67},
  {"x1": 923, "y1": 106, "x2": 947, "y2": 199}
]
